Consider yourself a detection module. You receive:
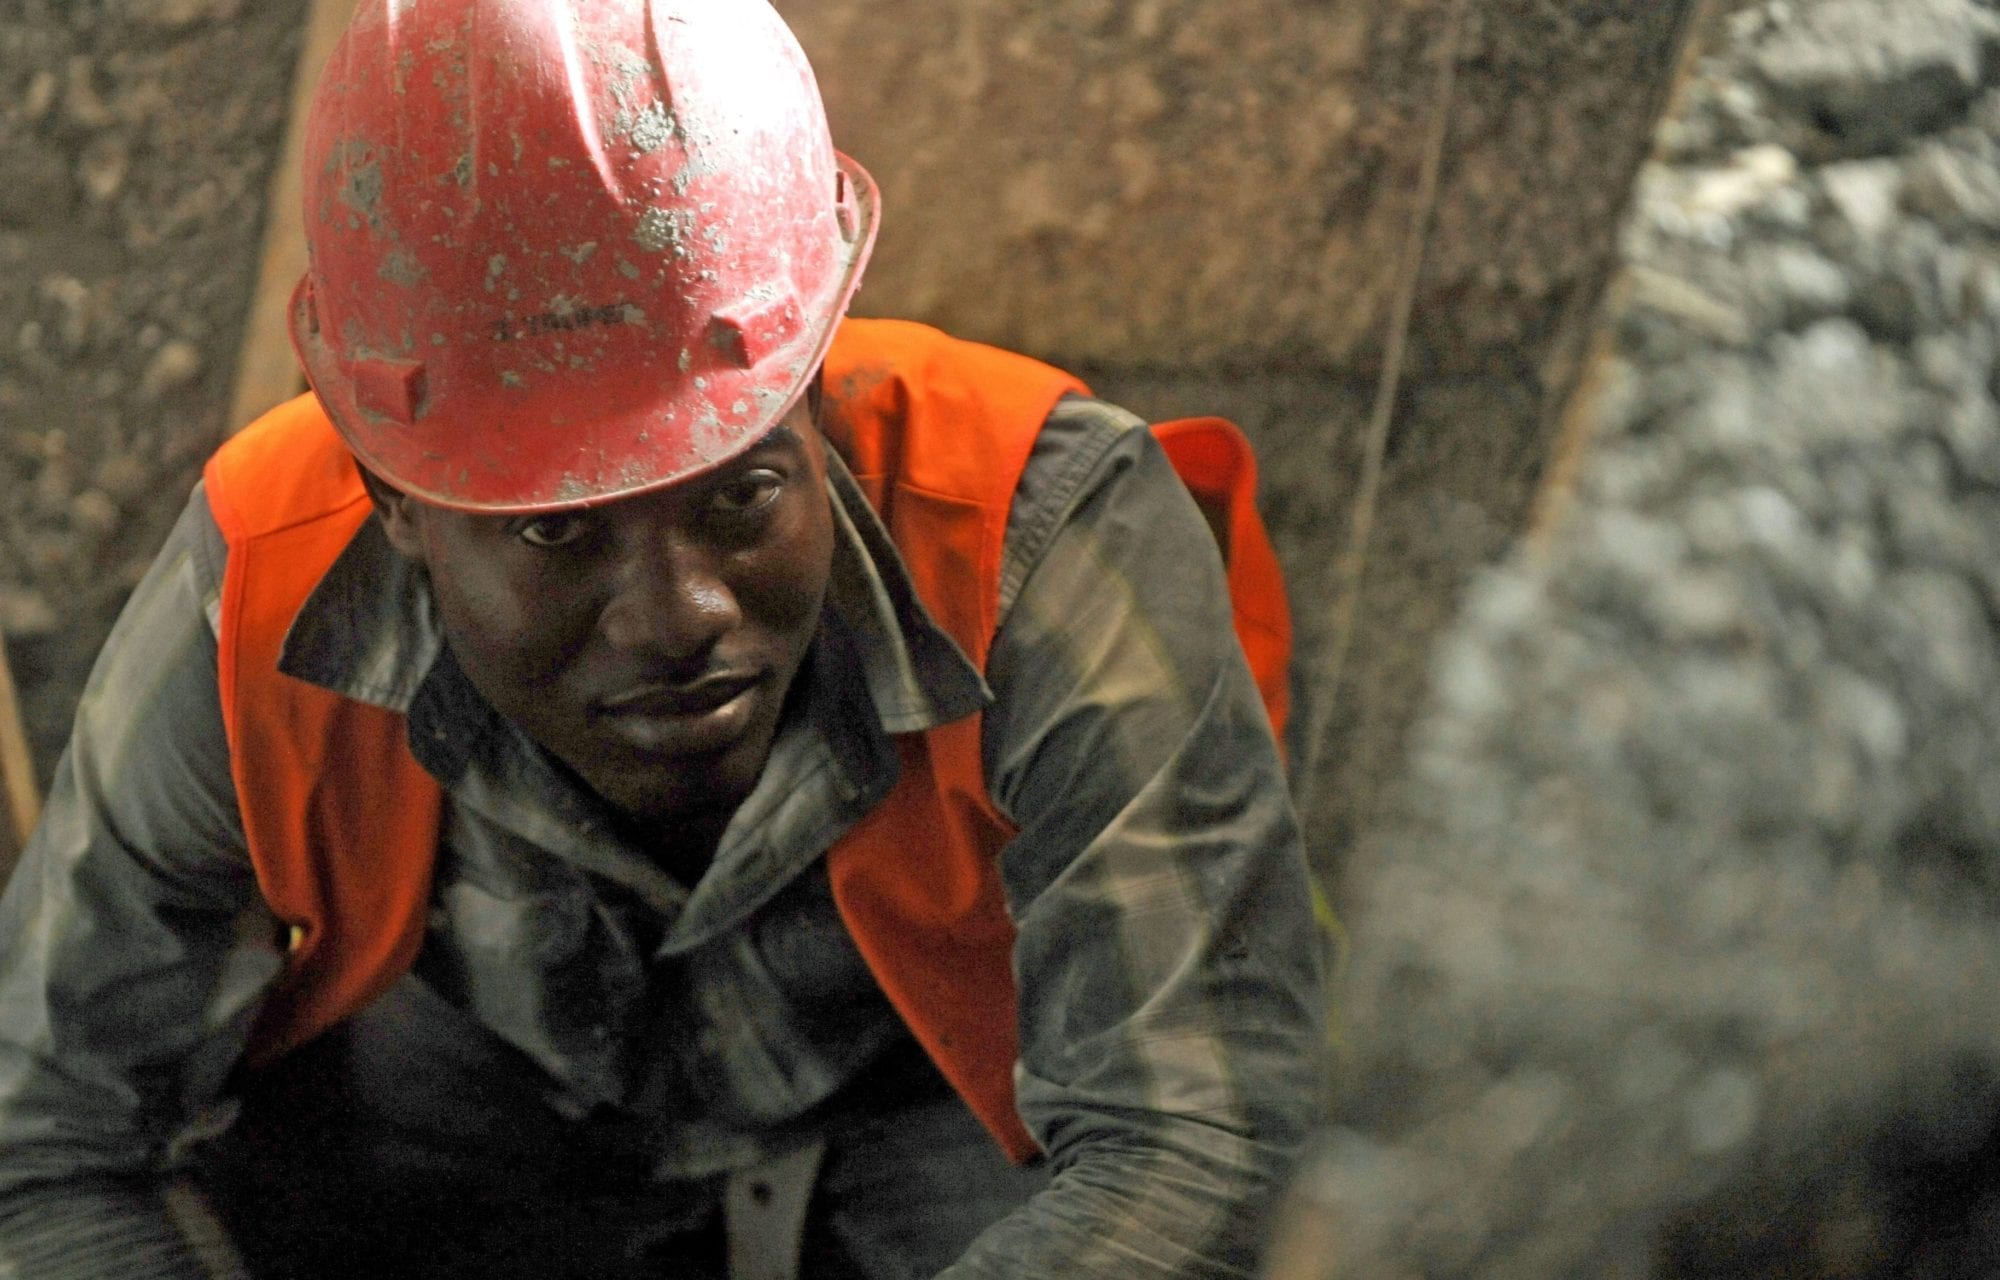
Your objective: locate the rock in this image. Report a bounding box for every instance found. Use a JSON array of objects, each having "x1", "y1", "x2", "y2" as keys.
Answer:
[
  {"x1": 1851, "y1": 274, "x2": 1923, "y2": 343},
  {"x1": 69, "y1": 490, "x2": 119, "y2": 538},
  {"x1": 36, "y1": 276, "x2": 92, "y2": 355},
  {"x1": 15, "y1": 321, "x2": 45, "y2": 363},
  {"x1": 31, "y1": 450, "x2": 77, "y2": 517},
  {"x1": 1903, "y1": 143, "x2": 2000, "y2": 231},
  {"x1": 92, "y1": 453, "x2": 150, "y2": 502},
  {"x1": 1880, "y1": 220, "x2": 1964, "y2": 332},
  {"x1": 1843, "y1": 221, "x2": 1960, "y2": 342},
  {"x1": 77, "y1": 134, "x2": 128, "y2": 204},
  {"x1": 1623, "y1": 265, "x2": 1755, "y2": 347},
  {"x1": 1713, "y1": 77, "x2": 1777, "y2": 148},
  {"x1": 1944, "y1": 394, "x2": 2000, "y2": 488},
  {"x1": 1765, "y1": 242, "x2": 1853, "y2": 321},
  {"x1": 1818, "y1": 158, "x2": 1904, "y2": 244},
  {"x1": 1679, "y1": 145, "x2": 1801, "y2": 222},
  {"x1": 135, "y1": 338, "x2": 202, "y2": 400},
  {"x1": 1646, "y1": 565, "x2": 1754, "y2": 643},
  {"x1": 1753, "y1": 183, "x2": 1814, "y2": 233},
  {"x1": 0, "y1": 140, "x2": 75, "y2": 227},
  {"x1": 1731, "y1": 239, "x2": 1853, "y2": 329},
  {"x1": 1683, "y1": 1068, "x2": 1762, "y2": 1155},
  {"x1": 1752, "y1": 0, "x2": 2000, "y2": 156},
  {"x1": 0, "y1": 587, "x2": 58, "y2": 638},
  {"x1": 1734, "y1": 484, "x2": 1807, "y2": 556},
  {"x1": 1655, "y1": 111, "x2": 1718, "y2": 164},
  {"x1": 122, "y1": 0, "x2": 249, "y2": 29},
  {"x1": 61, "y1": 57, "x2": 117, "y2": 129},
  {"x1": 20, "y1": 70, "x2": 58, "y2": 123}
]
